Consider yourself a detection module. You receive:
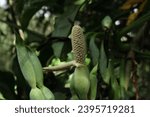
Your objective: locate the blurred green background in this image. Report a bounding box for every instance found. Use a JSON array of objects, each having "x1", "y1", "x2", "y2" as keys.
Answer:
[{"x1": 0, "y1": 0, "x2": 150, "y2": 100}]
